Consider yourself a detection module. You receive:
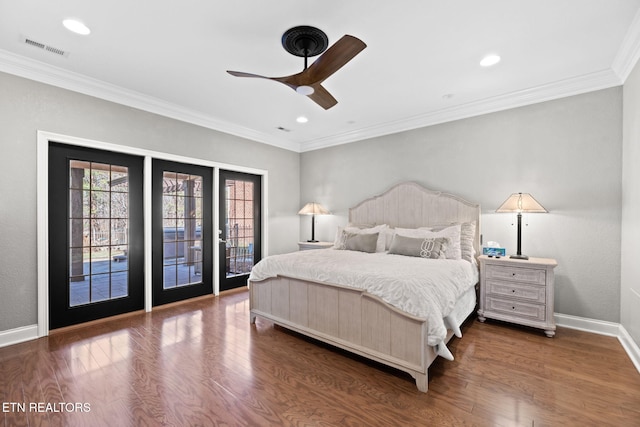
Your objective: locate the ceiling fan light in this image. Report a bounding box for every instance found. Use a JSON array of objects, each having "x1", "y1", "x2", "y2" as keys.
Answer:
[{"x1": 296, "y1": 85, "x2": 315, "y2": 96}]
